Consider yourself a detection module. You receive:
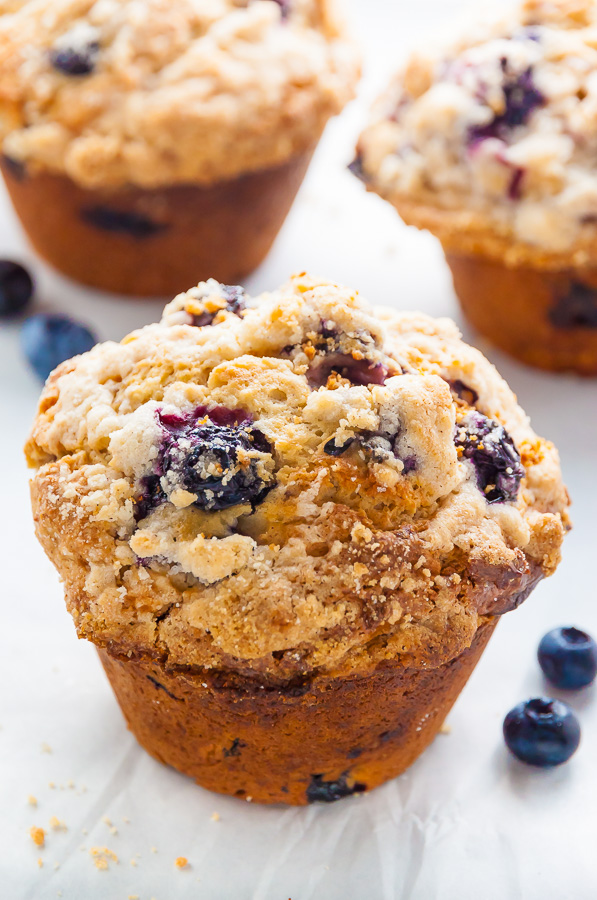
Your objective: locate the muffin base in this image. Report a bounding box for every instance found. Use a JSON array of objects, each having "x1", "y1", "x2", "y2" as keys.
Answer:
[
  {"x1": 98, "y1": 618, "x2": 497, "y2": 805},
  {"x1": 446, "y1": 251, "x2": 597, "y2": 375},
  {"x1": 0, "y1": 149, "x2": 315, "y2": 297}
]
